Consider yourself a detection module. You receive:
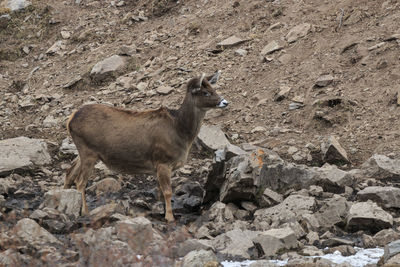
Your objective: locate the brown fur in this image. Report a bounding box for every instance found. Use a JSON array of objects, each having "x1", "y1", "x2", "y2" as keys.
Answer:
[{"x1": 64, "y1": 73, "x2": 226, "y2": 222}]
